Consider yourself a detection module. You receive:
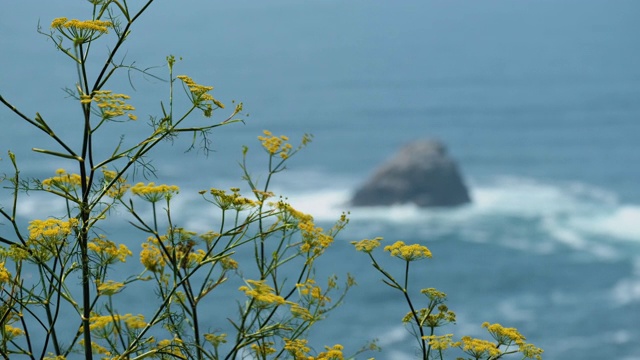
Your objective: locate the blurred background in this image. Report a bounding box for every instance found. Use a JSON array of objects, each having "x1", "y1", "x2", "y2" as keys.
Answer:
[{"x1": 1, "y1": 1, "x2": 640, "y2": 358}]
